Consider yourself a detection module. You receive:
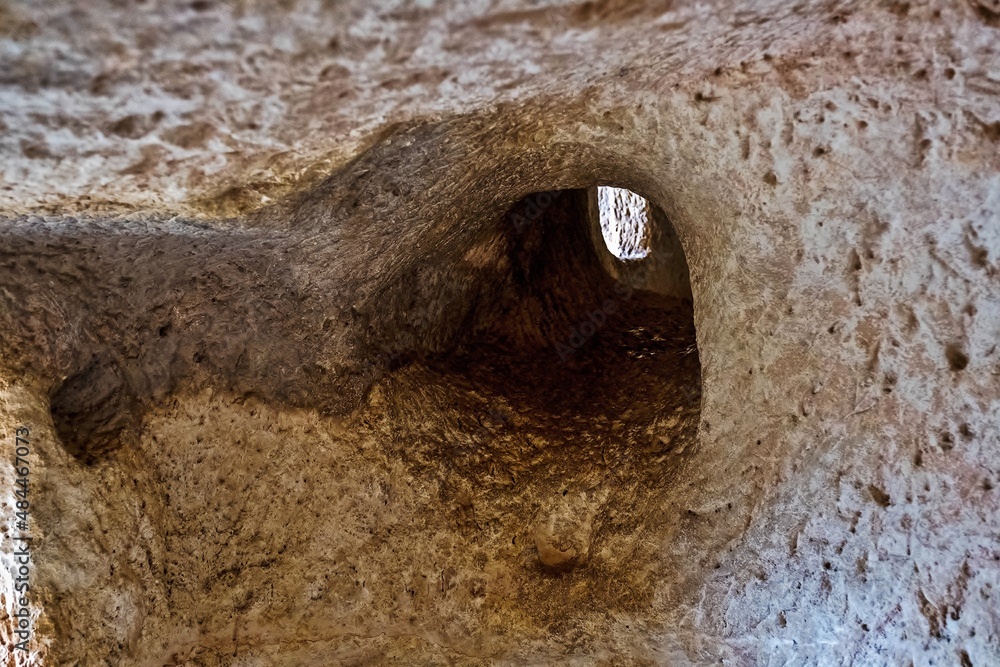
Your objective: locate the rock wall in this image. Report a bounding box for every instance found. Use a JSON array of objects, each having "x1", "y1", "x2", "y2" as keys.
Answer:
[{"x1": 1, "y1": 1, "x2": 999, "y2": 665}]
